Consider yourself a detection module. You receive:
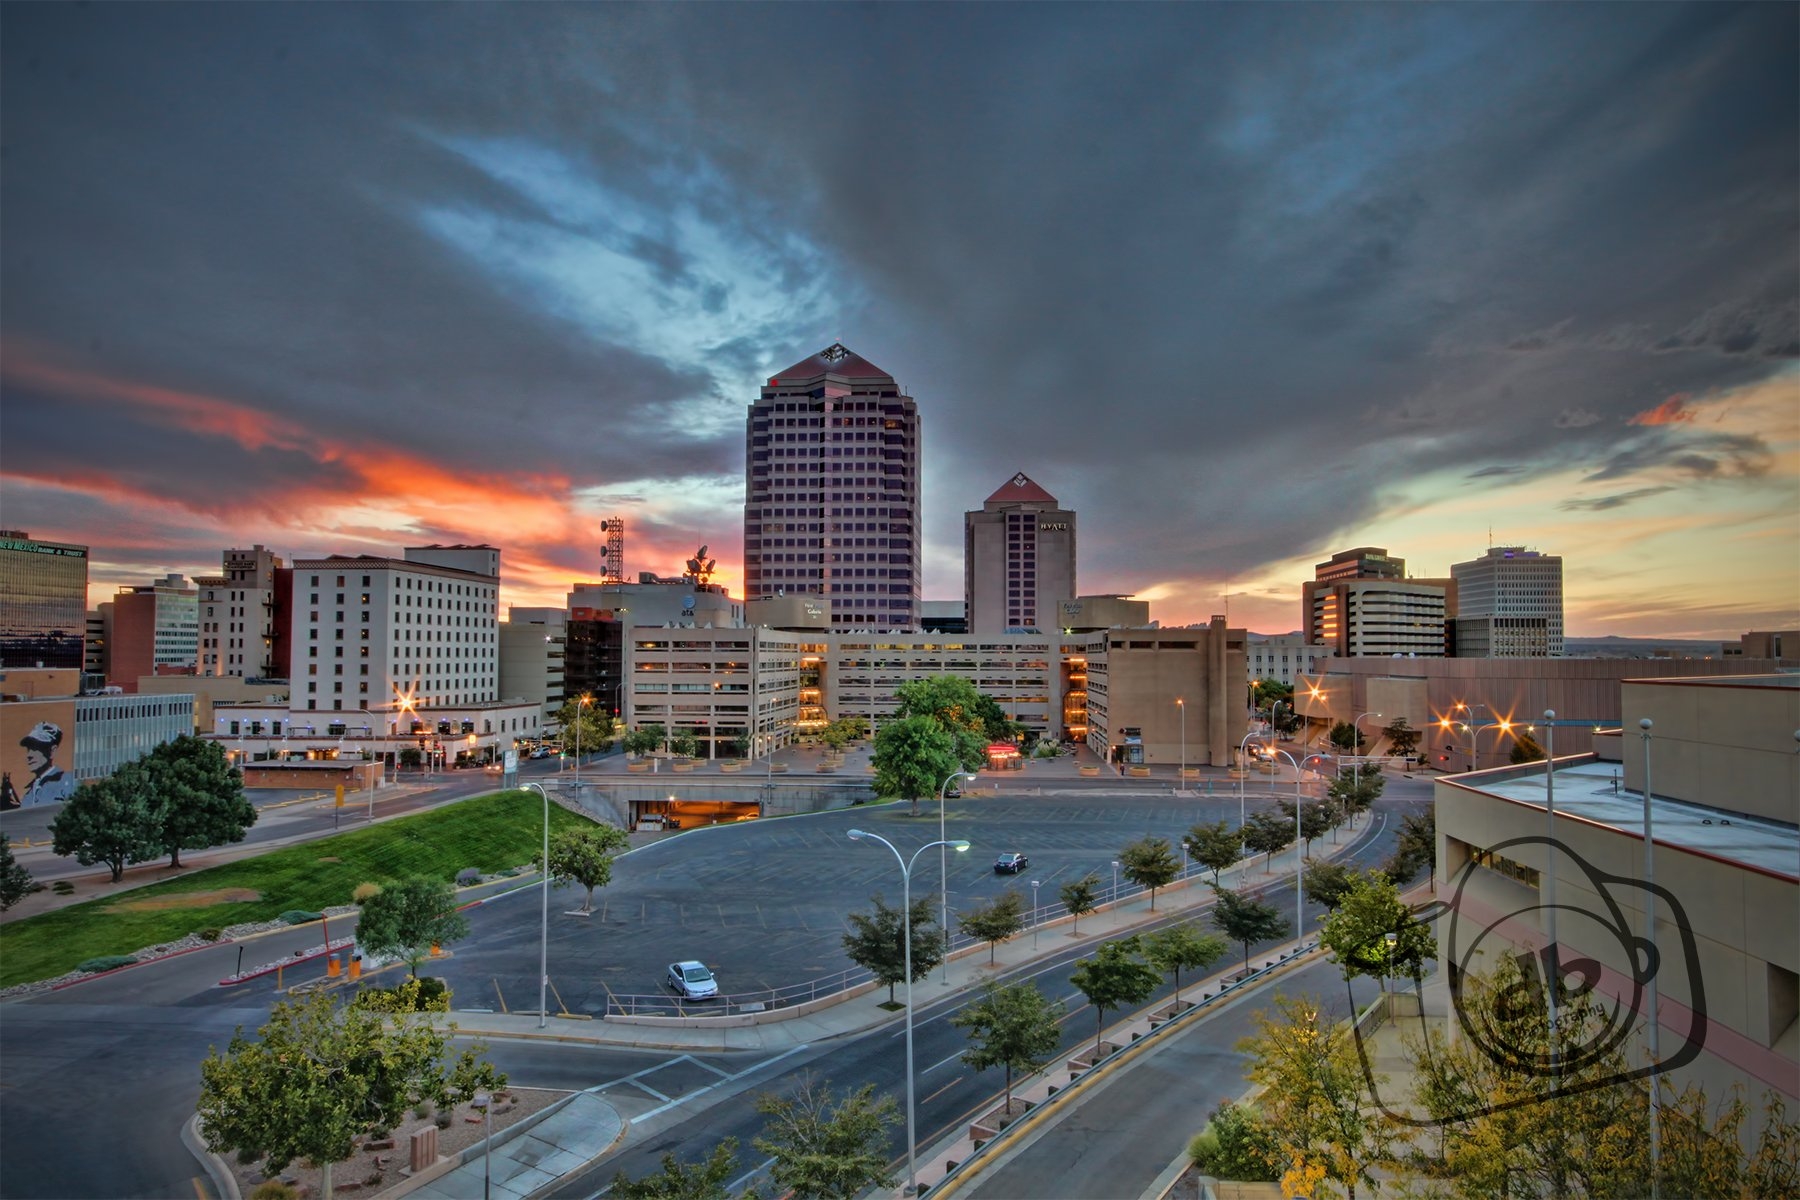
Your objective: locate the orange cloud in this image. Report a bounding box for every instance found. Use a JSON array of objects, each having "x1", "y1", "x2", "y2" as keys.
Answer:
[{"x1": 1628, "y1": 394, "x2": 1696, "y2": 426}]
